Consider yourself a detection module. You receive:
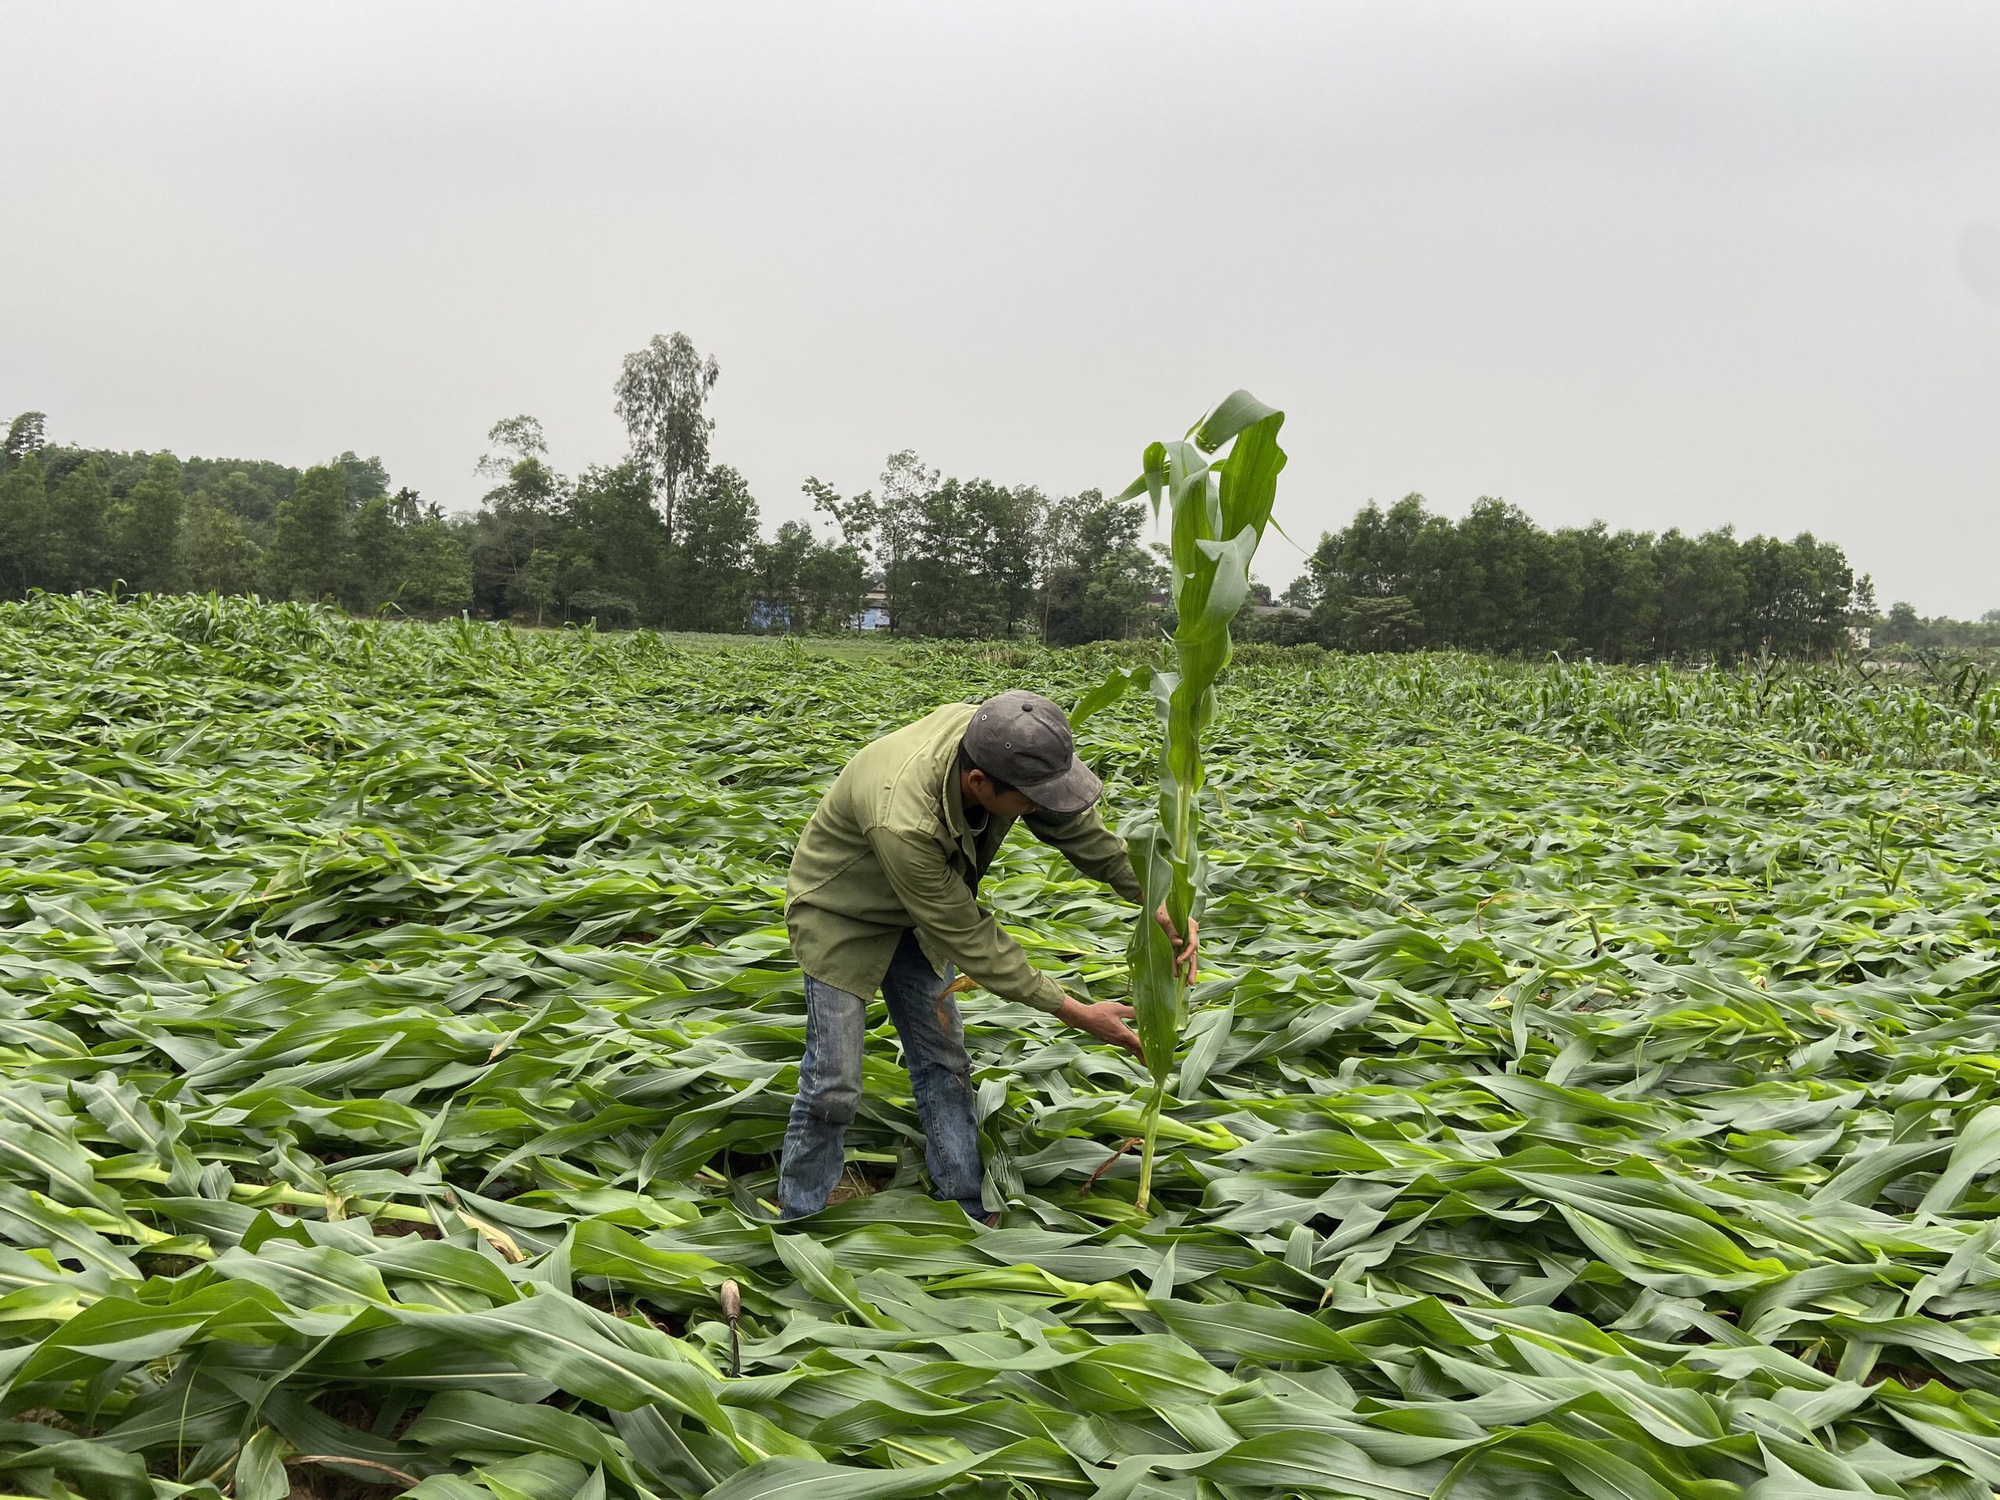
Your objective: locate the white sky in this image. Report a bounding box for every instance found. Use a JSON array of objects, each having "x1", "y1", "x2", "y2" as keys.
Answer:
[{"x1": 4, "y1": 3, "x2": 1997, "y2": 611}]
